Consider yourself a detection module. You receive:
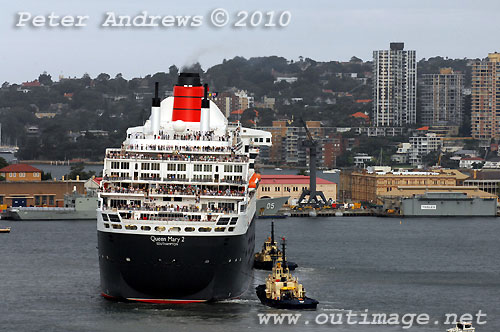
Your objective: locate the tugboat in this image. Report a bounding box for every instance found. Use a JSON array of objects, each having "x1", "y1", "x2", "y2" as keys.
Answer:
[
  {"x1": 447, "y1": 322, "x2": 475, "y2": 332},
  {"x1": 256, "y1": 238, "x2": 318, "y2": 309},
  {"x1": 254, "y1": 222, "x2": 297, "y2": 270}
]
